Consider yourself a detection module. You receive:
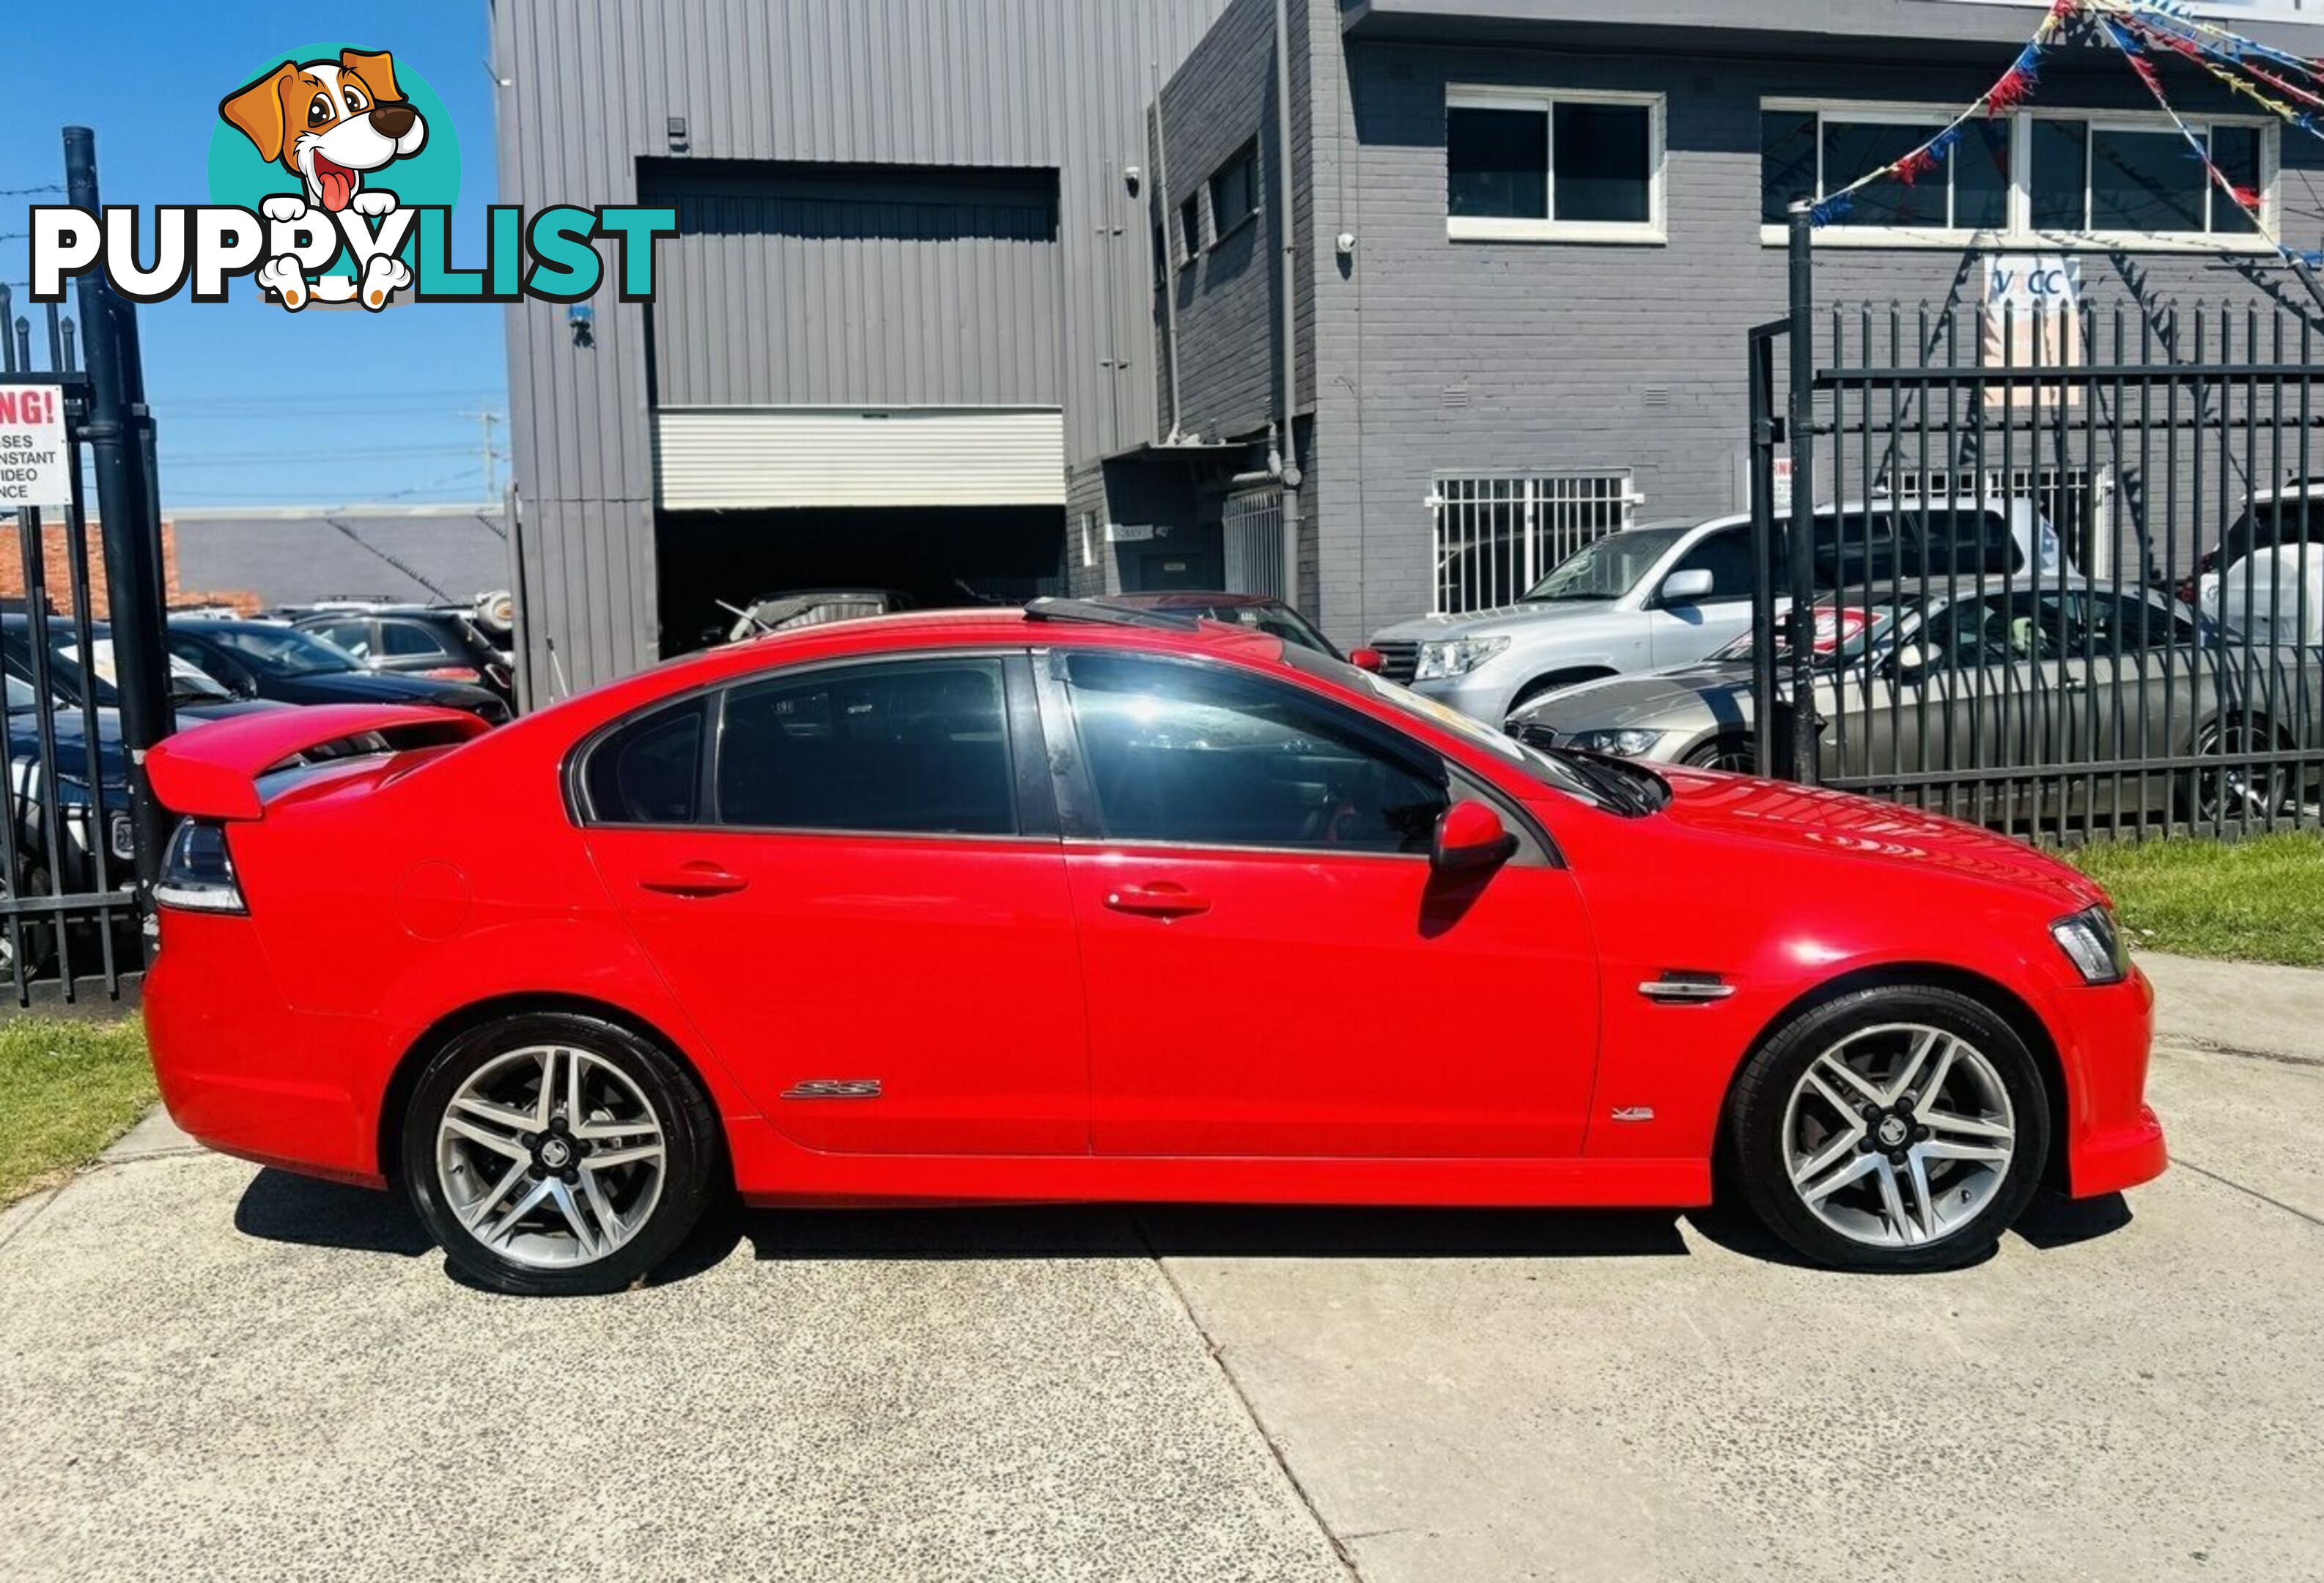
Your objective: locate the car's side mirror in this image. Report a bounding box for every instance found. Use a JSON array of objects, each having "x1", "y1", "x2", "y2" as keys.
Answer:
[
  {"x1": 1887, "y1": 642, "x2": 1930, "y2": 682},
  {"x1": 1659, "y1": 568, "x2": 1715, "y2": 605},
  {"x1": 1431, "y1": 800, "x2": 1519, "y2": 875},
  {"x1": 1349, "y1": 646, "x2": 1385, "y2": 674}
]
